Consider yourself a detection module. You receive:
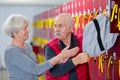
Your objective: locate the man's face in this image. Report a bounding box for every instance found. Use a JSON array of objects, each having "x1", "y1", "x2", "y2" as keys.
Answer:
[{"x1": 54, "y1": 17, "x2": 71, "y2": 40}]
